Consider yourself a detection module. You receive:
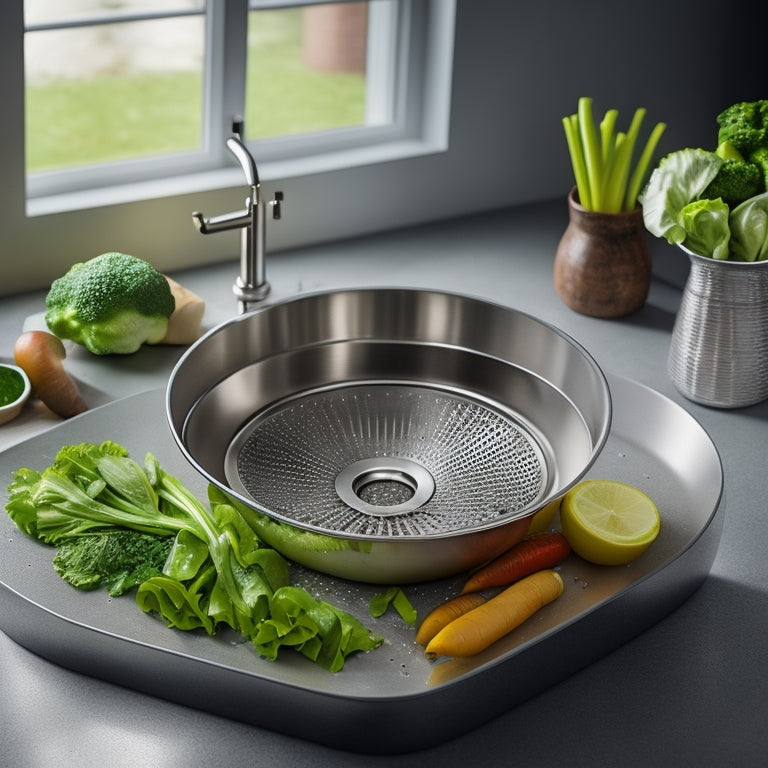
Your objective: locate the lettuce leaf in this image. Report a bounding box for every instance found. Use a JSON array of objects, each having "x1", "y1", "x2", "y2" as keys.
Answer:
[
  {"x1": 369, "y1": 586, "x2": 418, "y2": 626},
  {"x1": 640, "y1": 148, "x2": 723, "y2": 244},
  {"x1": 679, "y1": 198, "x2": 731, "y2": 260},
  {"x1": 729, "y1": 191, "x2": 768, "y2": 261},
  {"x1": 6, "y1": 441, "x2": 383, "y2": 671},
  {"x1": 211, "y1": 485, "x2": 372, "y2": 557},
  {"x1": 254, "y1": 586, "x2": 383, "y2": 672},
  {"x1": 137, "y1": 571, "x2": 216, "y2": 633}
]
